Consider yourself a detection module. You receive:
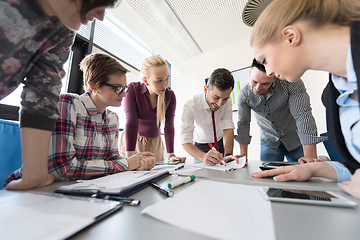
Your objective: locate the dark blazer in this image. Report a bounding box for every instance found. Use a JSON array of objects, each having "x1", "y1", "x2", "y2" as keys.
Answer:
[{"x1": 321, "y1": 21, "x2": 360, "y2": 174}]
